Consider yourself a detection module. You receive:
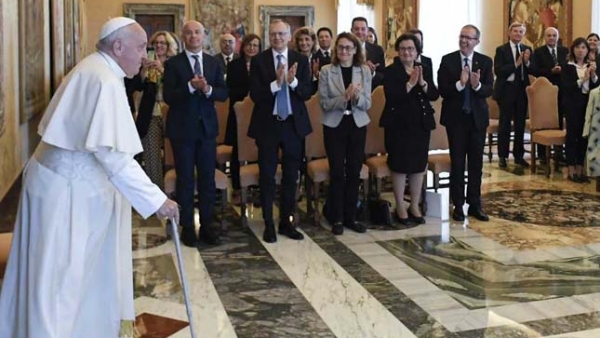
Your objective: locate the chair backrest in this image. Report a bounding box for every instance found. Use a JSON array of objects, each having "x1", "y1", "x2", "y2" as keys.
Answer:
[
  {"x1": 364, "y1": 86, "x2": 386, "y2": 155},
  {"x1": 234, "y1": 96, "x2": 258, "y2": 162},
  {"x1": 215, "y1": 99, "x2": 229, "y2": 144},
  {"x1": 305, "y1": 94, "x2": 326, "y2": 159},
  {"x1": 487, "y1": 96, "x2": 500, "y2": 120},
  {"x1": 526, "y1": 76, "x2": 559, "y2": 130},
  {"x1": 528, "y1": 74, "x2": 537, "y2": 86},
  {"x1": 428, "y1": 98, "x2": 448, "y2": 150}
]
